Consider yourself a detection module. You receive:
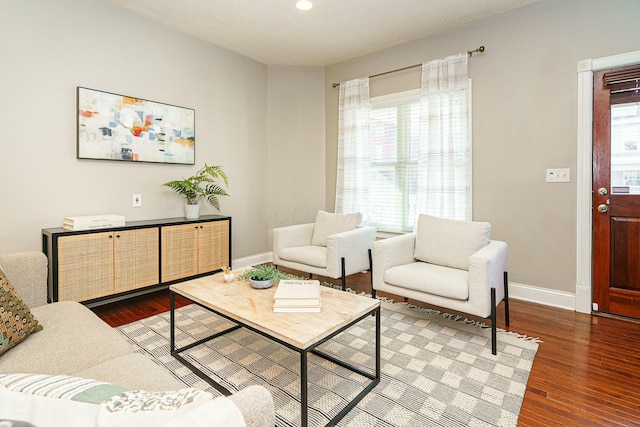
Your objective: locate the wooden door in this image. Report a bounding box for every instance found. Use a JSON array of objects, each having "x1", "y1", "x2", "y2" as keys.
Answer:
[
  {"x1": 114, "y1": 228, "x2": 159, "y2": 293},
  {"x1": 161, "y1": 224, "x2": 198, "y2": 282},
  {"x1": 57, "y1": 232, "x2": 114, "y2": 301},
  {"x1": 592, "y1": 65, "x2": 640, "y2": 318},
  {"x1": 197, "y1": 220, "x2": 230, "y2": 274}
]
